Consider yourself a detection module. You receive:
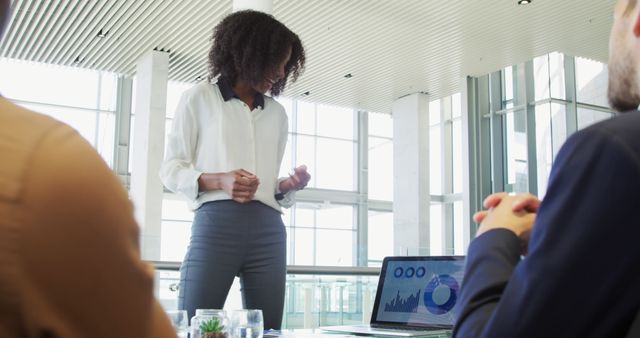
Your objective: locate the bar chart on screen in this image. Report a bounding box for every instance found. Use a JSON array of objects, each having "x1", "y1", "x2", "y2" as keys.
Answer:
[{"x1": 384, "y1": 289, "x2": 421, "y2": 313}]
